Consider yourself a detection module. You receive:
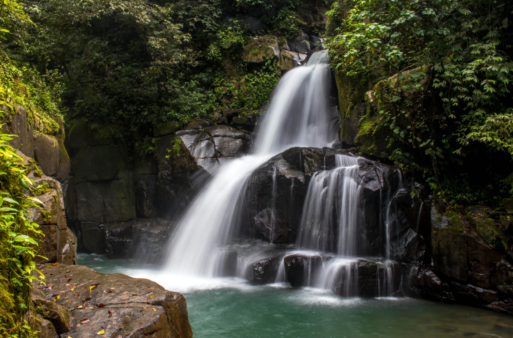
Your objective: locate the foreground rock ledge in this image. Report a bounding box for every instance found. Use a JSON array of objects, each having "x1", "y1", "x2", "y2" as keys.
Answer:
[{"x1": 35, "y1": 264, "x2": 192, "y2": 338}]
